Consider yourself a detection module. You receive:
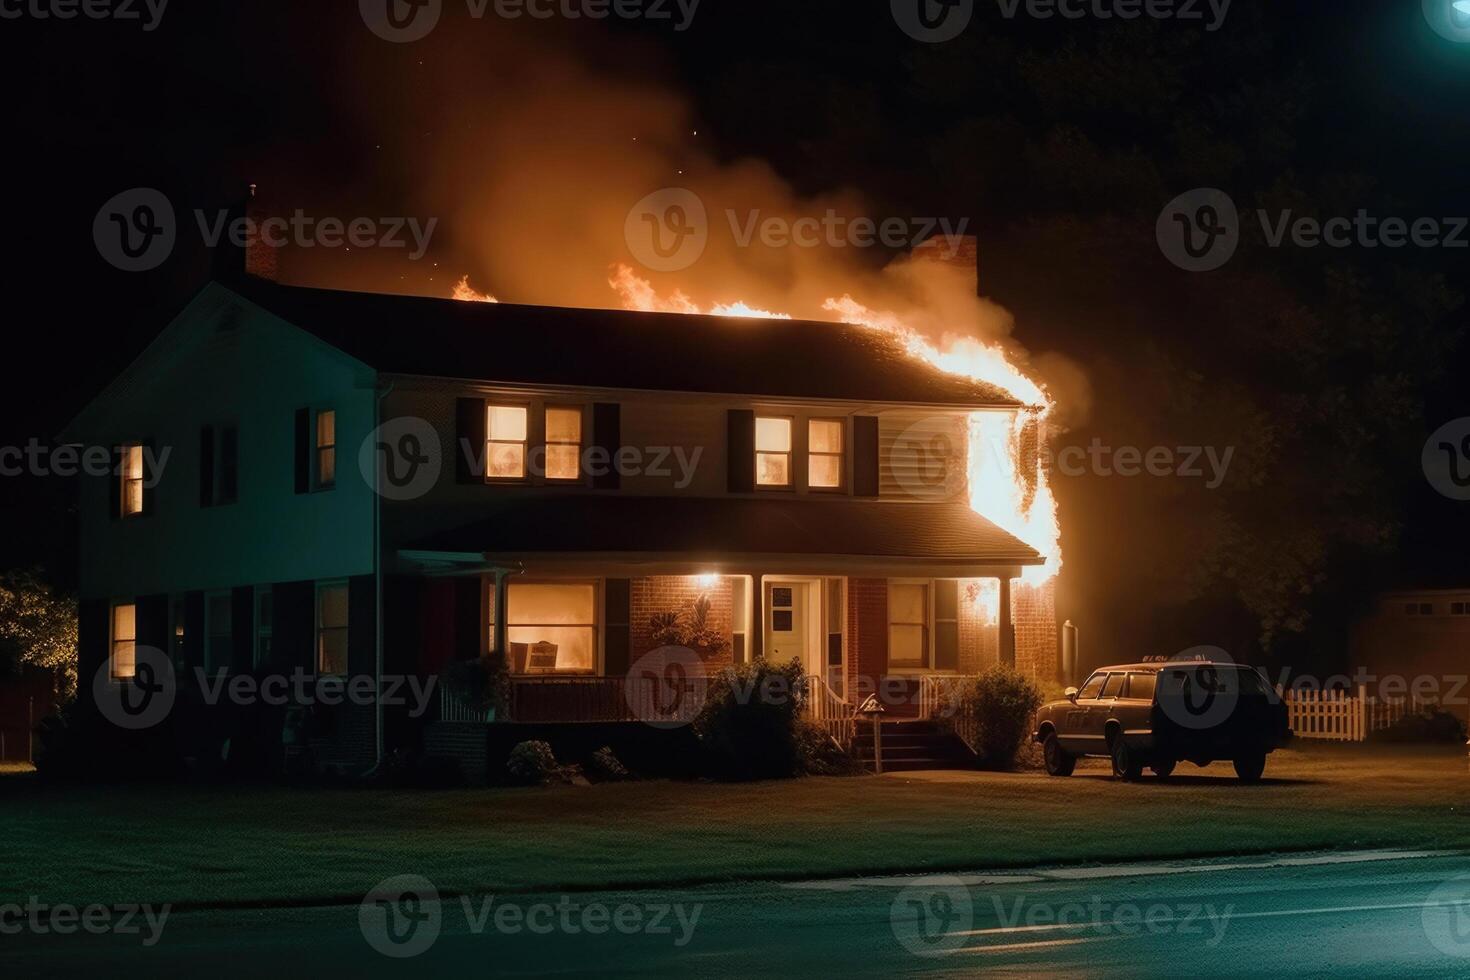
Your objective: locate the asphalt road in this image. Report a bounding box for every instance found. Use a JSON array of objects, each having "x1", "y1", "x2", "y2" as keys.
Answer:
[{"x1": 6, "y1": 851, "x2": 1470, "y2": 977}]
